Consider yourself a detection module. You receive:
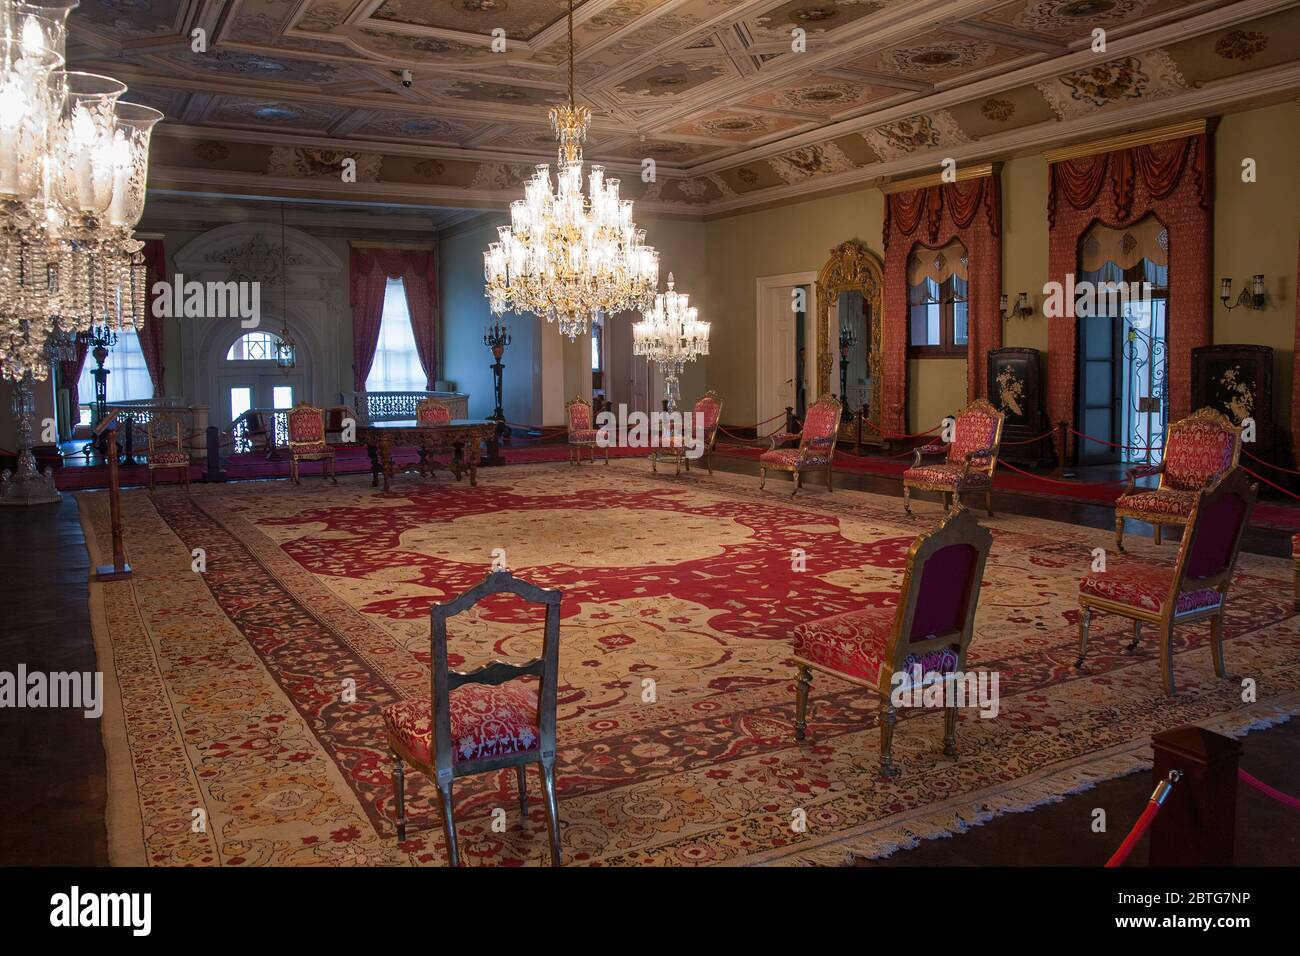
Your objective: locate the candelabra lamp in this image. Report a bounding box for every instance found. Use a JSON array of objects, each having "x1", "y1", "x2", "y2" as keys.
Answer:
[{"x1": 483, "y1": 317, "x2": 511, "y2": 464}]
